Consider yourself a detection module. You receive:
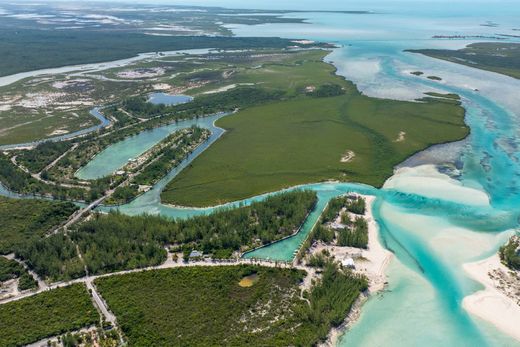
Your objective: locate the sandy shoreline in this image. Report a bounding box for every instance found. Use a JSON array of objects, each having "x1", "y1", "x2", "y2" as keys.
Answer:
[
  {"x1": 462, "y1": 254, "x2": 520, "y2": 342},
  {"x1": 321, "y1": 195, "x2": 394, "y2": 346}
]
